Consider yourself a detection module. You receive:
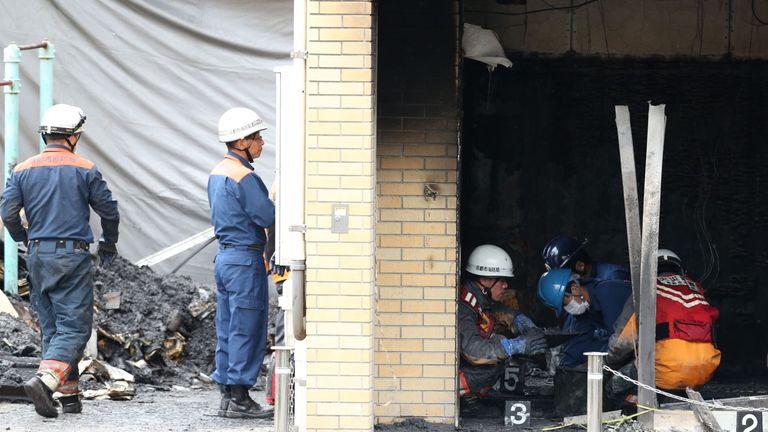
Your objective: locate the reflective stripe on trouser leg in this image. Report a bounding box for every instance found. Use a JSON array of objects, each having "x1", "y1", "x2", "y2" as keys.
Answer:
[
  {"x1": 37, "y1": 359, "x2": 70, "y2": 391},
  {"x1": 28, "y1": 248, "x2": 93, "y2": 389},
  {"x1": 58, "y1": 379, "x2": 80, "y2": 395},
  {"x1": 211, "y1": 250, "x2": 268, "y2": 386},
  {"x1": 458, "y1": 371, "x2": 471, "y2": 396}
]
